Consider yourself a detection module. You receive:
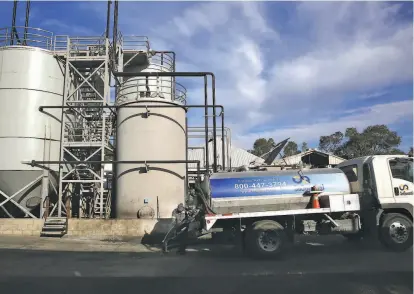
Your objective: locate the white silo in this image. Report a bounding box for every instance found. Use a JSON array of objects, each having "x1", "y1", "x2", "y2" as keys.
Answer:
[
  {"x1": 115, "y1": 52, "x2": 187, "y2": 219},
  {"x1": 0, "y1": 28, "x2": 64, "y2": 217}
]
